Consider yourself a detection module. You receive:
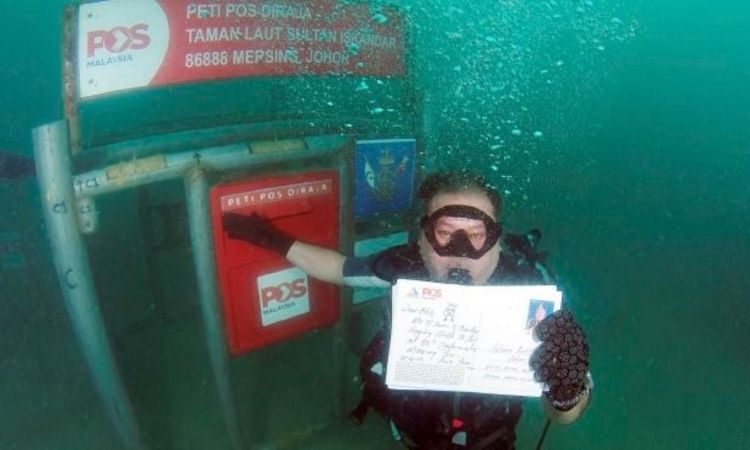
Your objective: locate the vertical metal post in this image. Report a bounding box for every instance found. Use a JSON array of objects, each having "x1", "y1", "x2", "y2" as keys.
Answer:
[
  {"x1": 333, "y1": 145, "x2": 353, "y2": 418},
  {"x1": 33, "y1": 120, "x2": 144, "y2": 450},
  {"x1": 62, "y1": 6, "x2": 81, "y2": 153},
  {"x1": 184, "y1": 168, "x2": 242, "y2": 450}
]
